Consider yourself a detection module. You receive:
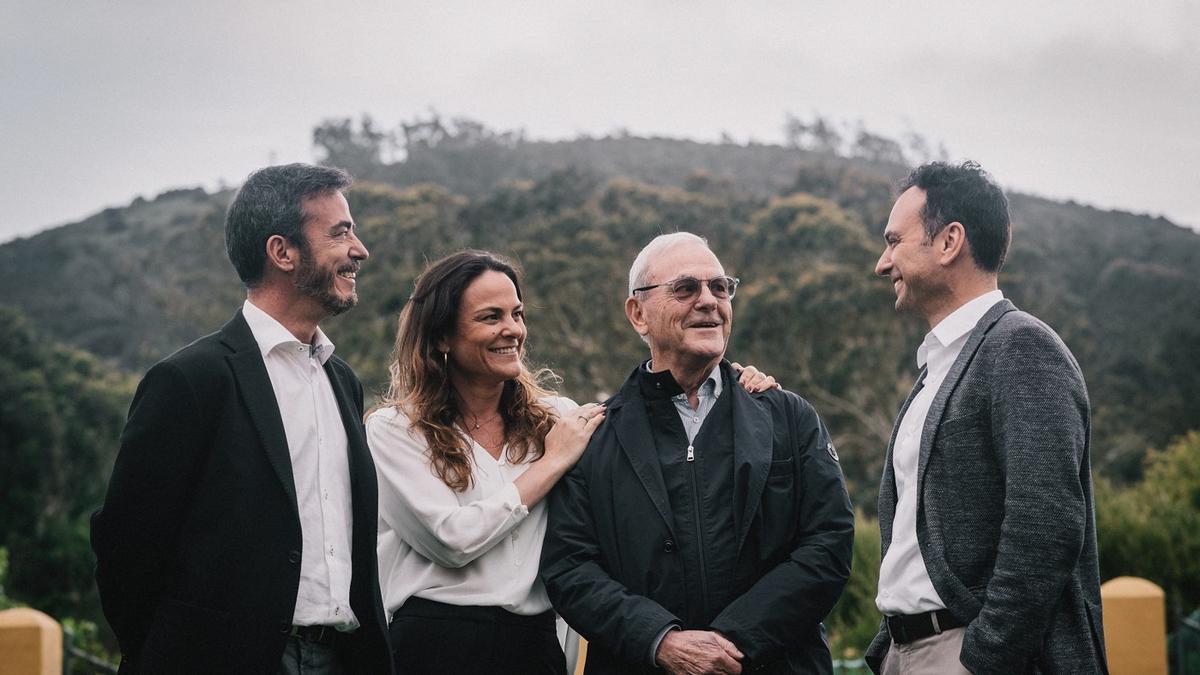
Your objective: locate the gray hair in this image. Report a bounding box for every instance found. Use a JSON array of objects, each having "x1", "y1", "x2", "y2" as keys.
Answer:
[{"x1": 627, "y1": 232, "x2": 710, "y2": 297}]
